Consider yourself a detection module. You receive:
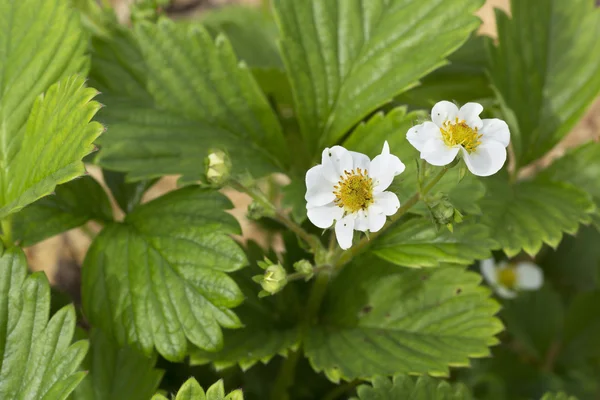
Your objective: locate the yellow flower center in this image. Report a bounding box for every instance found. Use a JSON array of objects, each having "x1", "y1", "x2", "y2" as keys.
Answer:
[
  {"x1": 440, "y1": 118, "x2": 482, "y2": 153},
  {"x1": 497, "y1": 267, "x2": 517, "y2": 289},
  {"x1": 333, "y1": 168, "x2": 374, "y2": 213}
]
